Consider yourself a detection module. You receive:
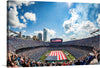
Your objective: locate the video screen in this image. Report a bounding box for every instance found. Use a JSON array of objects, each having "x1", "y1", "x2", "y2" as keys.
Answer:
[{"x1": 51, "y1": 39, "x2": 62, "y2": 42}]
